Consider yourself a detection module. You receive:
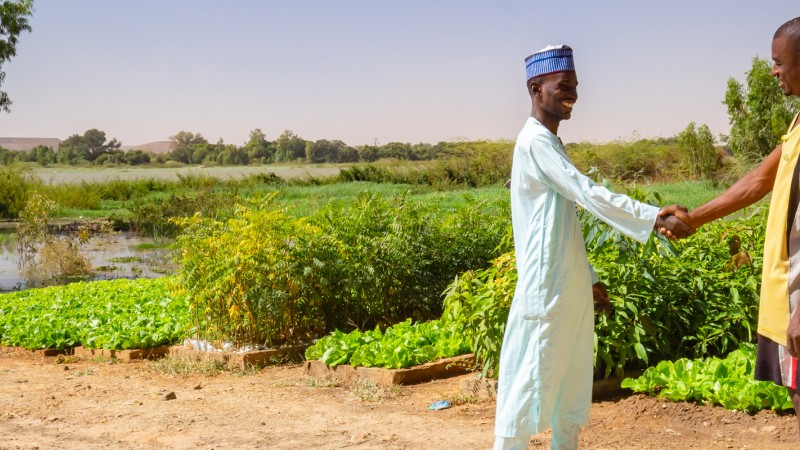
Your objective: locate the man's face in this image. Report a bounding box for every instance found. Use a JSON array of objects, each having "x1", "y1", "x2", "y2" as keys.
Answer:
[
  {"x1": 534, "y1": 71, "x2": 579, "y2": 121},
  {"x1": 772, "y1": 35, "x2": 800, "y2": 96}
]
